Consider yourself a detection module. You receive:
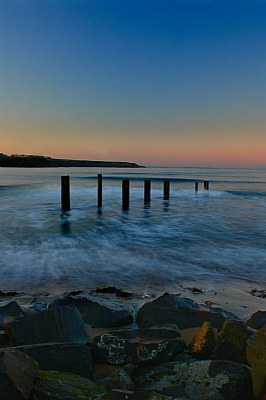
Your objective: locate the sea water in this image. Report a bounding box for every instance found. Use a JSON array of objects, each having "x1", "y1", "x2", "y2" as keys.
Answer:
[{"x1": 0, "y1": 166, "x2": 265, "y2": 294}]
